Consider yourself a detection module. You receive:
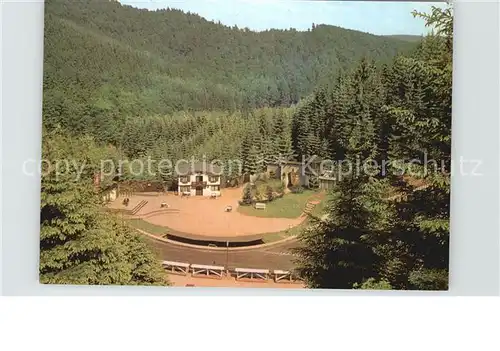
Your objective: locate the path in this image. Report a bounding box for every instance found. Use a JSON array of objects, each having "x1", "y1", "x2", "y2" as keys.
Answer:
[
  {"x1": 147, "y1": 236, "x2": 301, "y2": 271},
  {"x1": 110, "y1": 188, "x2": 307, "y2": 238},
  {"x1": 167, "y1": 273, "x2": 304, "y2": 289}
]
